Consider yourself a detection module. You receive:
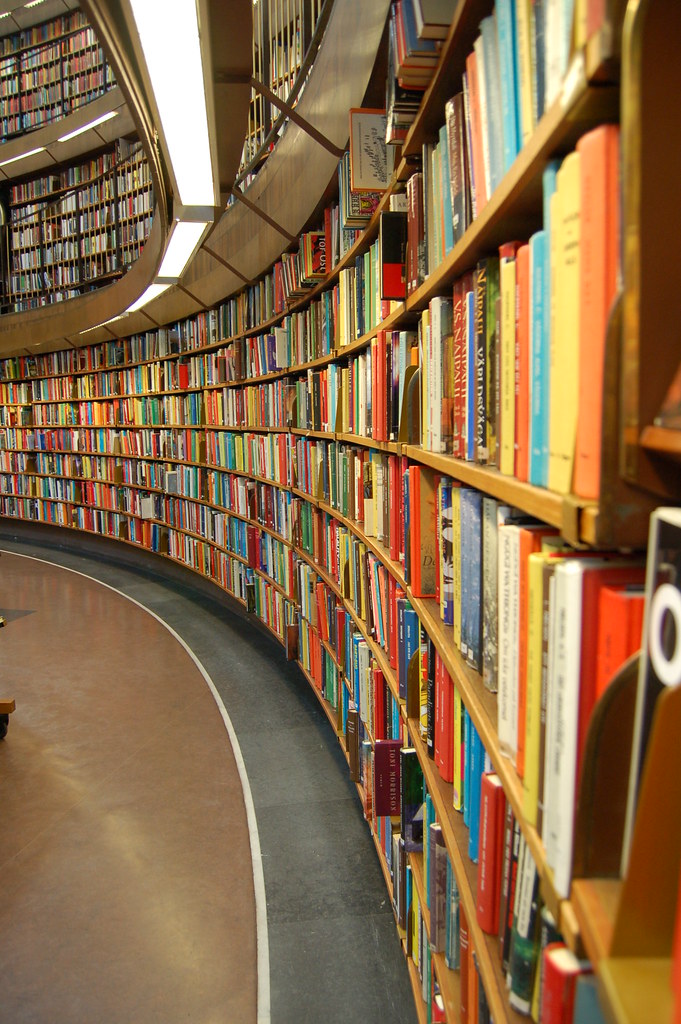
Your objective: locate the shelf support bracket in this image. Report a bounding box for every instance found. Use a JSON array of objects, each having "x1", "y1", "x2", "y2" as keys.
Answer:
[
  {"x1": 202, "y1": 245, "x2": 252, "y2": 286},
  {"x1": 226, "y1": 185, "x2": 297, "y2": 243}
]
